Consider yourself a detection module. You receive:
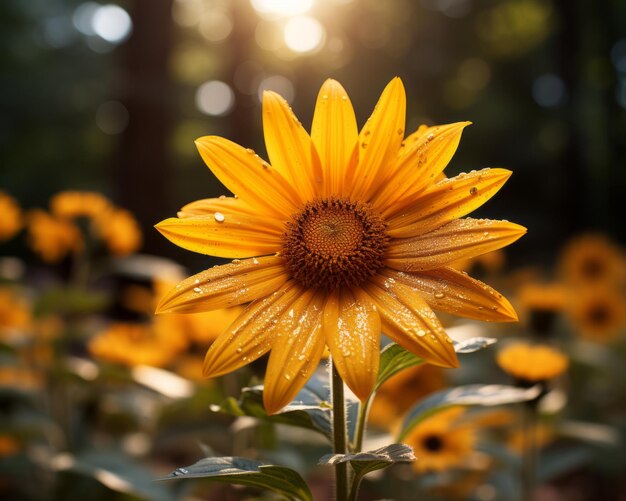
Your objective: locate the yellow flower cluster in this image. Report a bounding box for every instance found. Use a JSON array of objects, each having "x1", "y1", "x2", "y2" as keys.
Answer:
[
  {"x1": 26, "y1": 191, "x2": 143, "y2": 262},
  {"x1": 0, "y1": 192, "x2": 23, "y2": 241}
]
